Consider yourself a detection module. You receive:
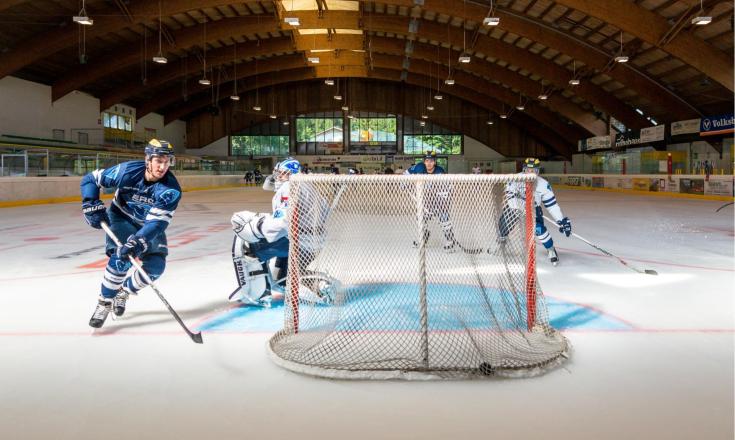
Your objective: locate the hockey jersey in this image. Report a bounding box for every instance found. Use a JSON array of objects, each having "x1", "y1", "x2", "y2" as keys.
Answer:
[
  {"x1": 257, "y1": 178, "x2": 328, "y2": 252},
  {"x1": 80, "y1": 160, "x2": 182, "y2": 242},
  {"x1": 505, "y1": 174, "x2": 564, "y2": 222},
  {"x1": 405, "y1": 162, "x2": 446, "y2": 174}
]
